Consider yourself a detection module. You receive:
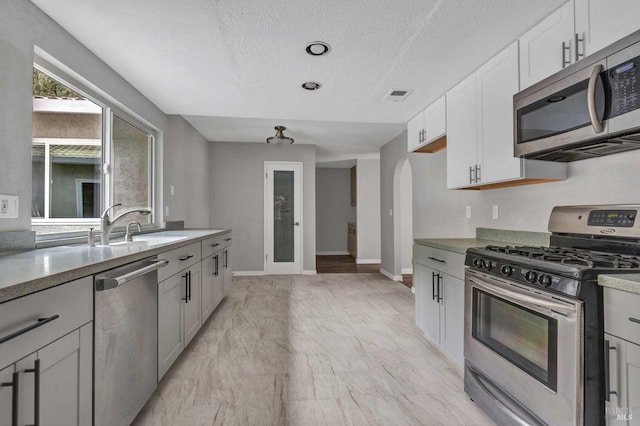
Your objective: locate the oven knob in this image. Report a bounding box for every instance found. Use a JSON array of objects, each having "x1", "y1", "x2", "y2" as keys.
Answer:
[
  {"x1": 482, "y1": 260, "x2": 493, "y2": 271},
  {"x1": 472, "y1": 258, "x2": 482, "y2": 268},
  {"x1": 500, "y1": 265, "x2": 513, "y2": 277},
  {"x1": 538, "y1": 274, "x2": 552, "y2": 287},
  {"x1": 524, "y1": 271, "x2": 537, "y2": 283}
]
